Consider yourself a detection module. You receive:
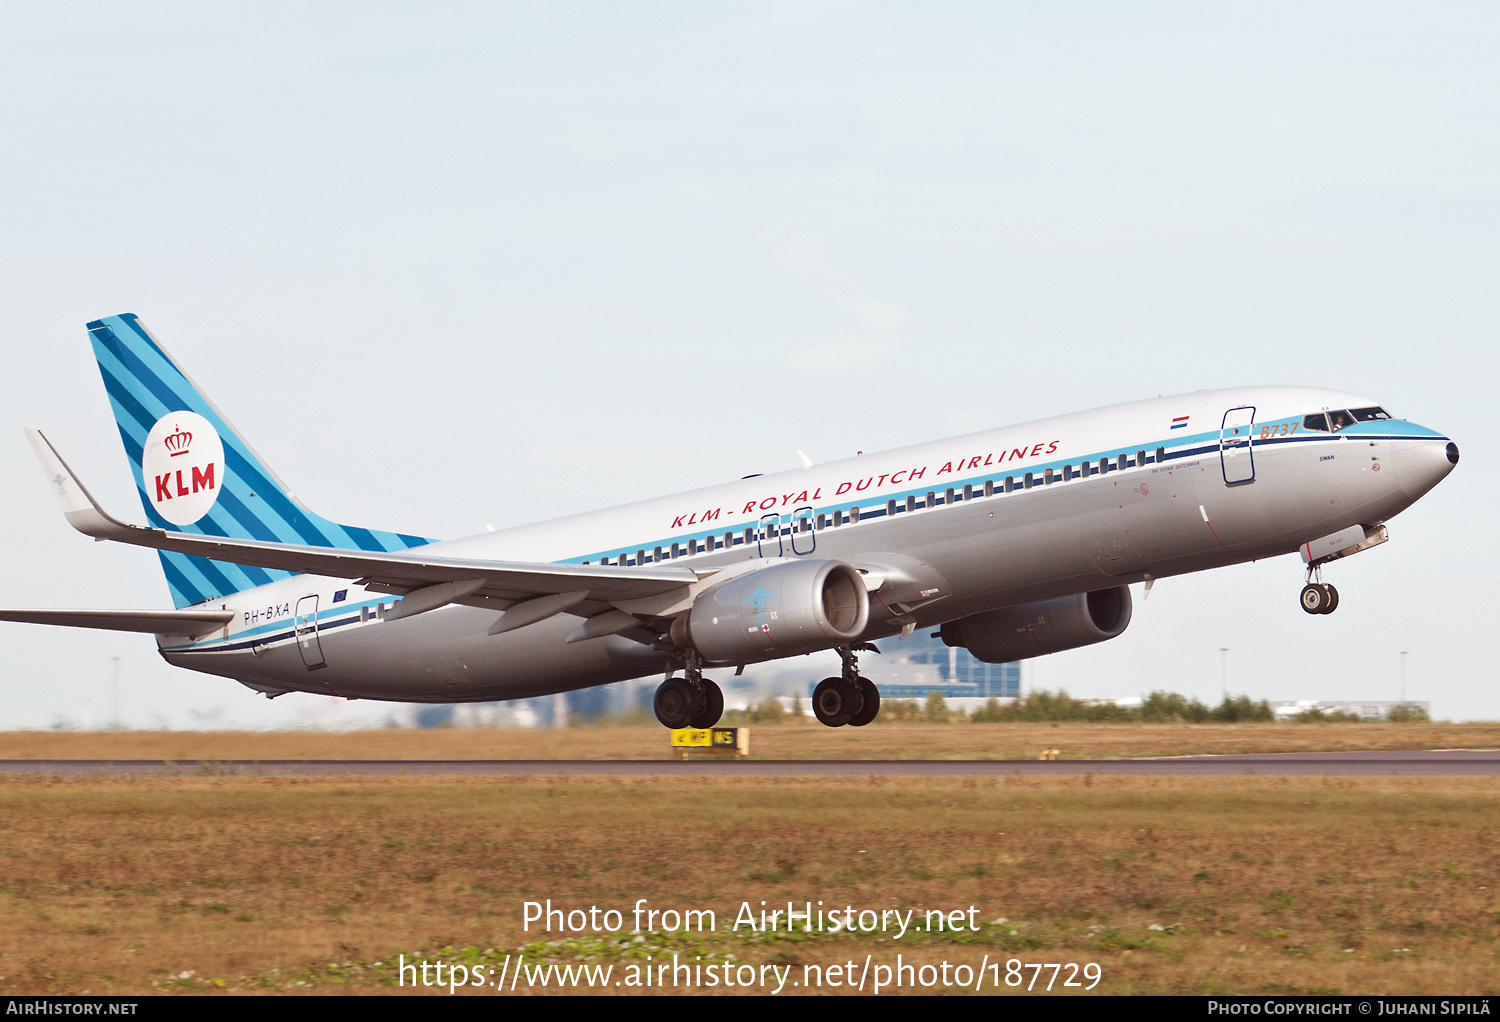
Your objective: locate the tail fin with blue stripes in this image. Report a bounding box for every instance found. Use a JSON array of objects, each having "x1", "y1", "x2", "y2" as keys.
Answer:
[{"x1": 85, "y1": 313, "x2": 434, "y2": 609}]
